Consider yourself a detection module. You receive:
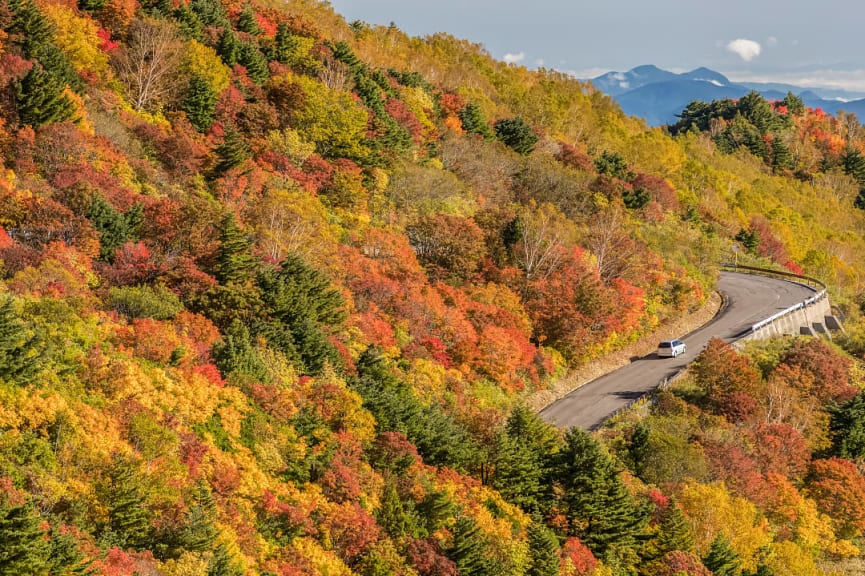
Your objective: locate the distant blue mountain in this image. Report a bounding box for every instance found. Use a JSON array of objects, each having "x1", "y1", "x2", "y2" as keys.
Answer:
[{"x1": 589, "y1": 66, "x2": 865, "y2": 126}]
